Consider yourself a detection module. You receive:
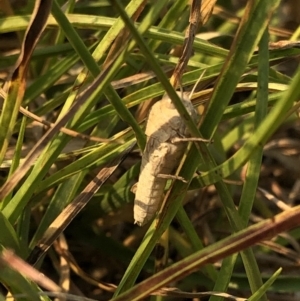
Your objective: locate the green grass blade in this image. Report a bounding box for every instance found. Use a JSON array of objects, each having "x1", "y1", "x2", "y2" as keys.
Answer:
[
  {"x1": 200, "y1": 0, "x2": 281, "y2": 139},
  {"x1": 0, "y1": 213, "x2": 22, "y2": 256},
  {"x1": 238, "y1": 28, "x2": 270, "y2": 297},
  {"x1": 176, "y1": 206, "x2": 218, "y2": 281},
  {"x1": 1, "y1": 112, "x2": 27, "y2": 209},
  {"x1": 248, "y1": 268, "x2": 282, "y2": 301},
  {"x1": 51, "y1": 0, "x2": 99, "y2": 75}
]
